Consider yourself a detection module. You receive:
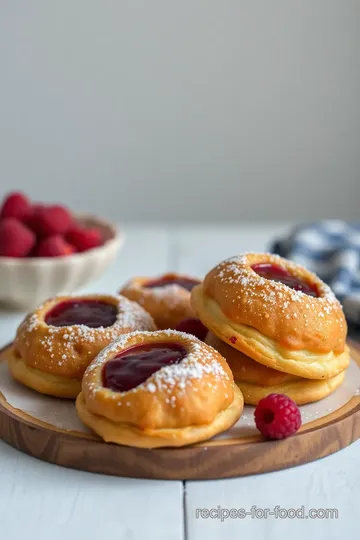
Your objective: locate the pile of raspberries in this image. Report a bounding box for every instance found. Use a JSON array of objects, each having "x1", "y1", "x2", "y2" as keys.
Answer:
[{"x1": 0, "y1": 192, "x2": 103, "y2": 257}]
